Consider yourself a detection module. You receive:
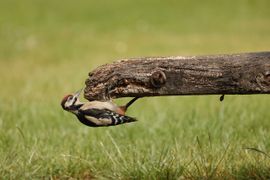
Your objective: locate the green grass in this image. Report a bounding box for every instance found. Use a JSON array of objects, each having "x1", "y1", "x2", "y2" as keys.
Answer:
[{"x1": 1, "y1": 0, "x2": 270, "y2": 179}]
